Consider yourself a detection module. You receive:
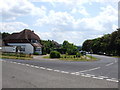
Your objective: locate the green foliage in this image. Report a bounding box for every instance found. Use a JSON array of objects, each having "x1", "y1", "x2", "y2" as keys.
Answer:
[
  {"x1": 62, "y1": 40, "x2": 78, "y2": 55},
  {"x1": 76, "y1": 52, "x2": 81, "y2": 57},
  {"x1": 1, "y1": 32, "x2": 10, "y2": 39},
  {"x1": 82, "y1": 28, "x2": 120, "y2": 56},
  {"x1": 33, "y1": 52, "x2": 39, "y2": 55},
  {"x1": 50, "y1": 51, "x2": 61, "y2": 58},
  {"x1": 40, "y1": 40, "x2": 61, "y2": 54}
]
